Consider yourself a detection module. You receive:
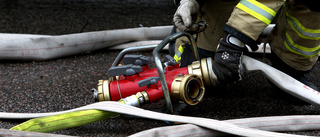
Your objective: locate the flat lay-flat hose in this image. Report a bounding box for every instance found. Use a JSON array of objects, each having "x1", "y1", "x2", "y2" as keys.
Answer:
[
  {"x1": 6, "y1": 55, "x2": 320, "y2": 136},
  {"x1": 8, "y1": 101, "x2": 309, "y2": 137},
  {"x1": 10, "y1": 109, "x2": 117, "y2": 133},
  {"x1": 9, "y1": 100, "x2": 125, "y2": 133}
]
